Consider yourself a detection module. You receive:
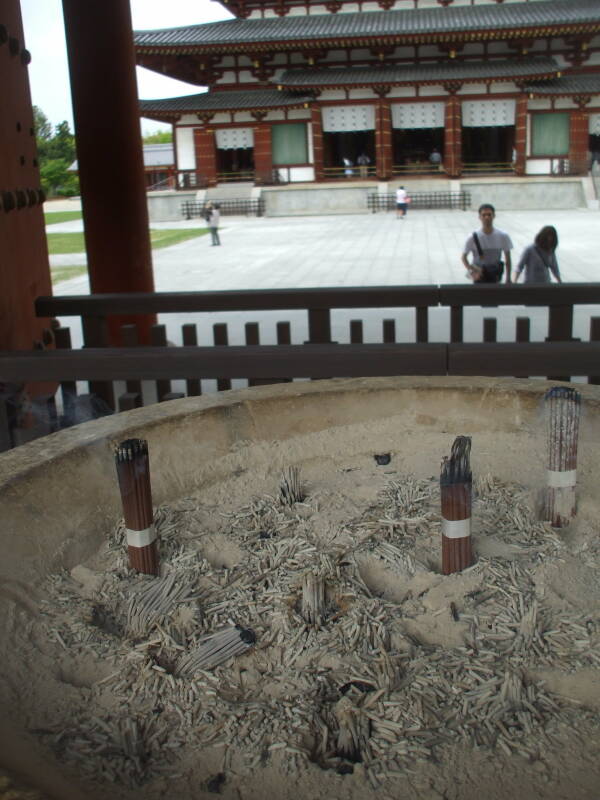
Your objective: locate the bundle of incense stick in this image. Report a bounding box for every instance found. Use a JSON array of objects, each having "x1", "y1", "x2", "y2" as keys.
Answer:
[
  {"x1": 126, "y1": 573, "x2": 198, "y2": 637},
  {"x1": 542, "y1": 386, "x2": 581, "y2": 527},
  {"x1": 440, "y1": 436, "x2": 473, "y2": 575},
  {"x1": 114, "y1": 438, "x2": 159, "y2": 575},
  {"x1": 334, "y1": 696, "x2": 370, "y2": 763},
  {"x1": 177, "y1": 626, "x2": 256, "y2": 675},
  {"x1": 279, "y1": 466, "x2": 304, "y2": 506},
  {"x1": 301, "y1": 572, "x2": 326, "y2": 627}
]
